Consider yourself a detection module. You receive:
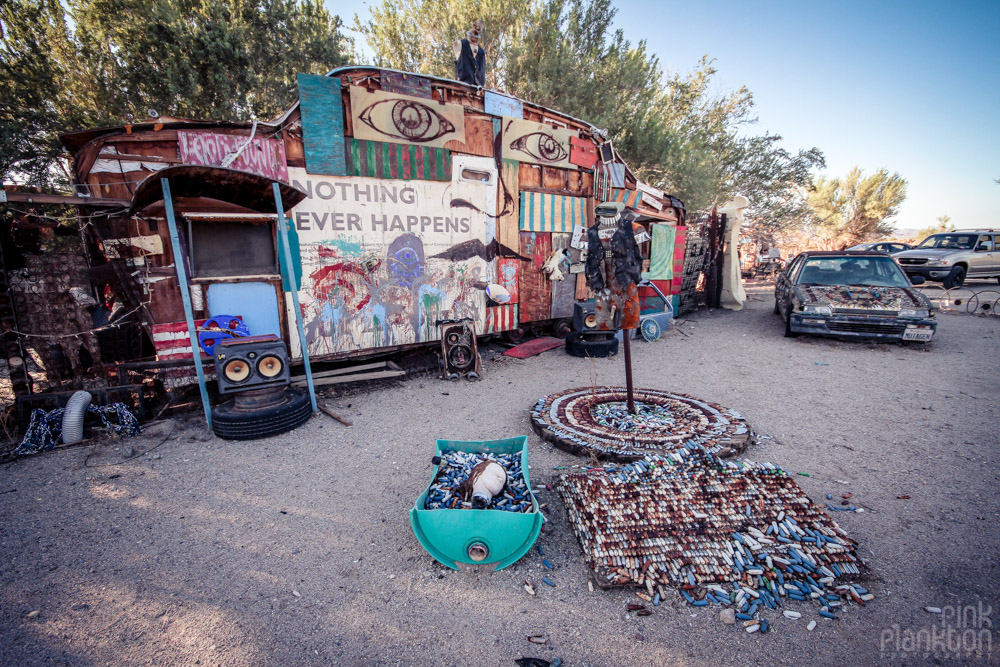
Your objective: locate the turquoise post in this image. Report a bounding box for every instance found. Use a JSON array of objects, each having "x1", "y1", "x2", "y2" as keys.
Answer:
[
  {"x1": 161, "y1": 178, "x2": 212, "y2": 427},
  {"x1": 272, "y1": 182, "x2": 317, "y2": 412}
]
